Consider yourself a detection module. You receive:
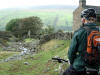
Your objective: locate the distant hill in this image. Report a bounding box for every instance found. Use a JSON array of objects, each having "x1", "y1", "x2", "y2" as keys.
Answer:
[
  {"x1": 29, "y1": 5, "x2": 77, "y2": 9},
  {"x1": 0, "y1": 5, "x2": 77, "y2": 31}
]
